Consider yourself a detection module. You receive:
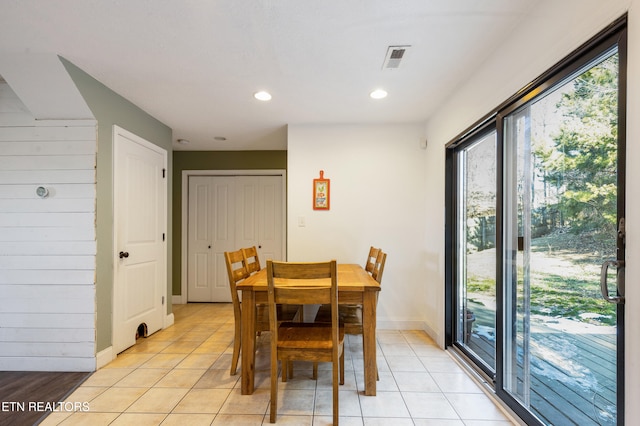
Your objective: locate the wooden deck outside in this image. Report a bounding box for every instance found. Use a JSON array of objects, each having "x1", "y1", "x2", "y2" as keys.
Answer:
[{"x1": 465, "y1": 303, "x2": 617, "y2": 426}]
